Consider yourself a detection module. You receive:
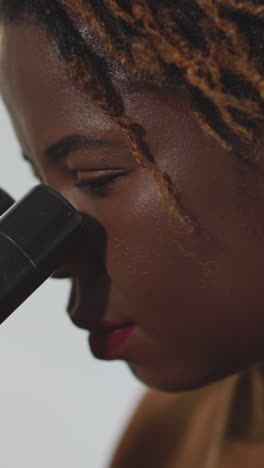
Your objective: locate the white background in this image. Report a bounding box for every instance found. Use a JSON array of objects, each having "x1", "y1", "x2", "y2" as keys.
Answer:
[{"x1": 0, "y1": 99, "x2": 144, "y2": 468}]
